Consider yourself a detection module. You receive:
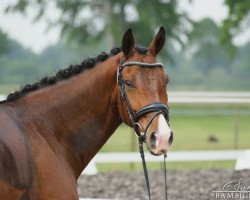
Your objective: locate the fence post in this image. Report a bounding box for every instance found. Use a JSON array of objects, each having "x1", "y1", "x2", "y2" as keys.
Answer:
[{"x1": 234, "y1": 113, "x2": 239, "y2": 149}]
